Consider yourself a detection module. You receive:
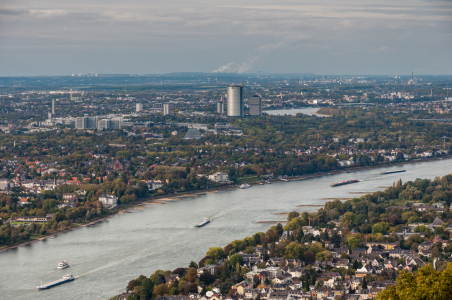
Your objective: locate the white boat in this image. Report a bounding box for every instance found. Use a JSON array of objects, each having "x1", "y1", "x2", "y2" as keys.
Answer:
[
  {"x1": 57, "y1": 260, "x2": 69, "y2": 269},
  {"x1": 239, "y1": 183, "x2": 251, "y2": 189}
]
